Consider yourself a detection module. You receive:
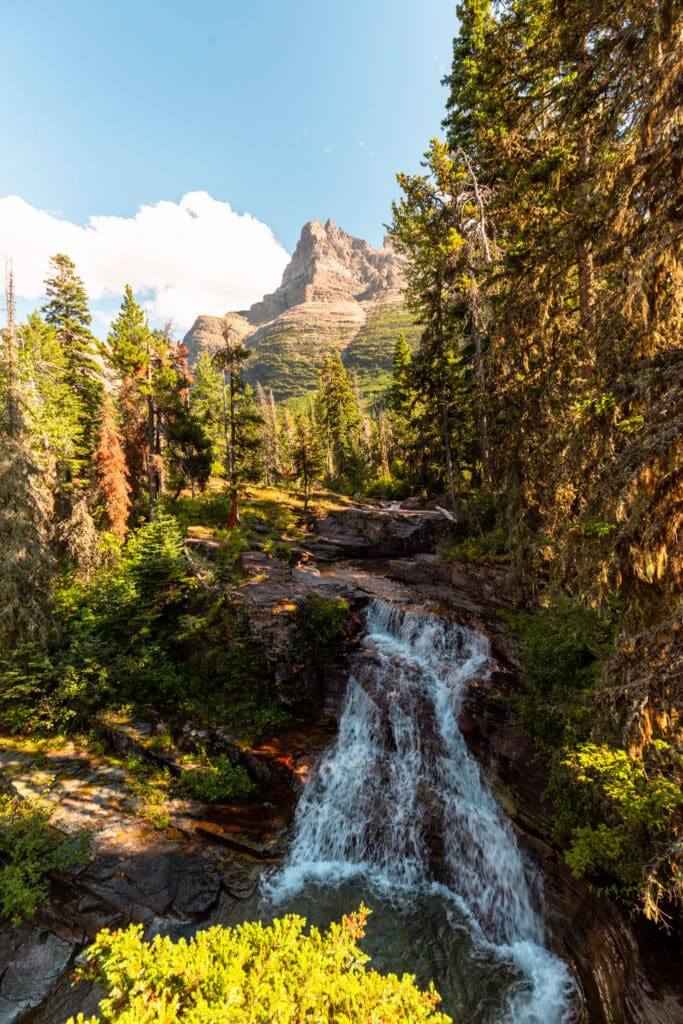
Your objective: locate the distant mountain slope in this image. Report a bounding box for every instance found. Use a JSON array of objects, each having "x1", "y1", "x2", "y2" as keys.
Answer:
[{"x1": 183, "y1": 219, "x2": 420, "y2": 401}]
